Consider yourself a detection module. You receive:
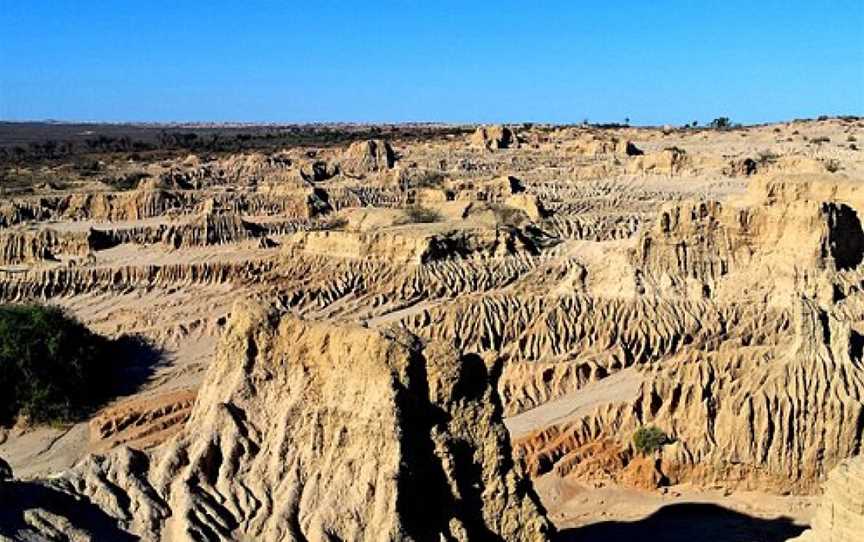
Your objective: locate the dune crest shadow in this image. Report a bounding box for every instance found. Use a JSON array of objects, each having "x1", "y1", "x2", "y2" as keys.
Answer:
[{"x1": 556, "y1": 502, "x2": 808, "y2": 542}]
